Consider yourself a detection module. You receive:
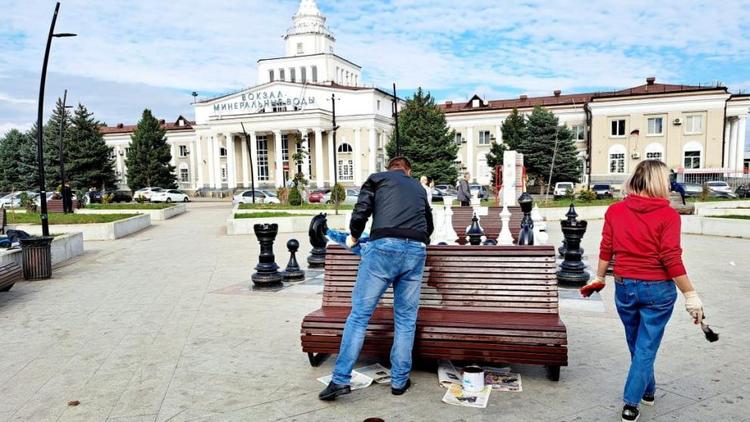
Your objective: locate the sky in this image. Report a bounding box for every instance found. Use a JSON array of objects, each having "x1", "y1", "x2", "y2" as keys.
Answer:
[{"x1": 1, "y1": 0, "x2": 749, "y2": 146}]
